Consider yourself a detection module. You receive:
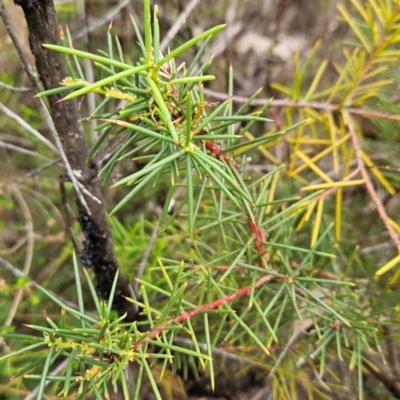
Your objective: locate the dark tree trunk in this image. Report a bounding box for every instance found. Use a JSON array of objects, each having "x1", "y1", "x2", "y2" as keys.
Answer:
[{"x1": 14, "y1": 0, "x2": 138, "y2": 322}]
